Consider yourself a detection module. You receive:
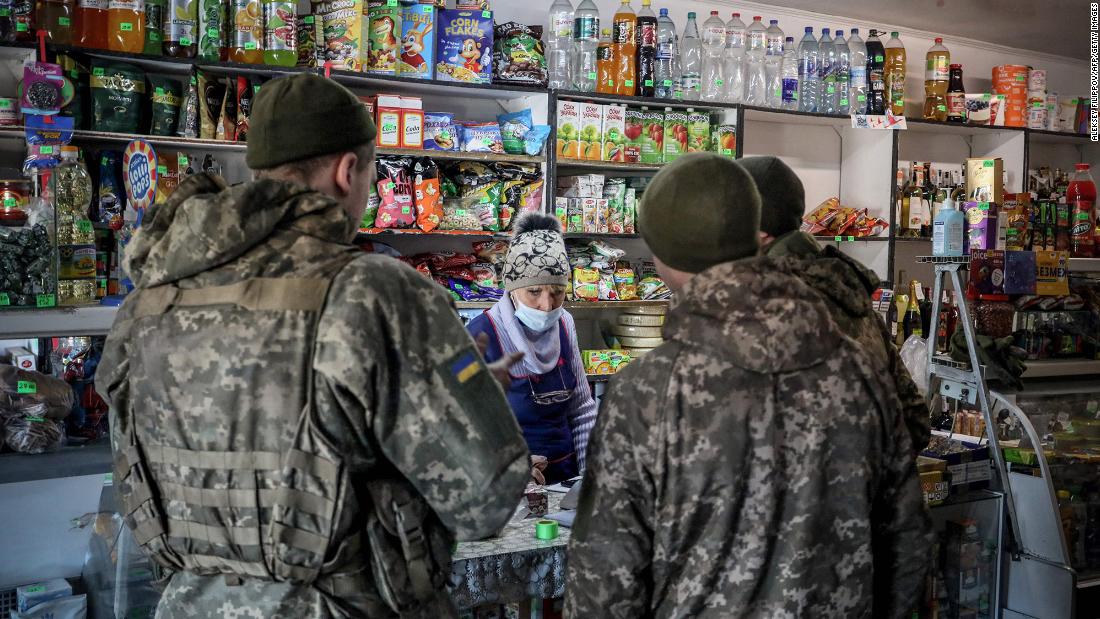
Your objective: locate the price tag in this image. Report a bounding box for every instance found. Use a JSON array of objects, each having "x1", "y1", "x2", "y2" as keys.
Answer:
[
  {"x1": 149, "y1": 31, "x2": 161, "y2": 40},
  {"x1": 207, "y1": 27, "x2": 218, "y2": 37},
  {"x1": 482, "y1": 10, "x2": 491, "y2": 18},
  {"x1": 40, "y1": 146, "x2": 54, "y2": 154},
  {"x1": 36, "y1": 294, "x2": 55, "y2": 307},
  {"x1": 662, "y1": 79, "x2": 672, "y2": 87},
  {"x1": 0, "y1": 99, "x2": 10, "y2": 109},
  {"x1": 387, "y1": 181, "x2": 395, "y2": 190},
  {"x1": 625, "y1": 79, "x2": 634, "y2": 87},
  {"x1": 77, "y1": 220, "x2": 93, "y2": 233},
  {"x1": 178, "y1": 154, "x2": 188, "y2": 166},
  {"x1": 673, "y1": 91, "x2": 683, "y2": 100},
  {"x1": 16, "y1": 22, "x2": 27, "y2": 32},
  {"x1": 645, "y1": 79, "x2": 653, "y2": 87},
  {"x1": 303, "y1": 16, "x2": 314, "y2": 24},
  {"x1": 840, "y1": 98, "x2": 849, "y2": 106},
  {"x1": 984, "y1": 160, "x2": 994, "y2": 168},
  {"x1": 70, "y1": 69, "x2": 78, "y2": 78},
  {"x1": 0, "y1": 293, "x2": 9, "y2": 306},
  {"x1": 937, "y1": 104, "x2": 946, "y2": 111},
  {"x1": 721, "y1": 148, "x2": 733, "y2": 156},
  {"x1": 792, "y1": 92, "x2": 799, "y2": 100},
  {"x1": 120, "y1": 22, "x2": 133, "y2": 31},
  {"x1": 1016, "y1": 74, "x2": 1026, "y2": 82},
  {"x1": 93, "y1": 67, "x2": 104, "y2": 76},
  {"x1": 857, "y1": 95, "x2": 866, "y2": 102},
  {"x1": 181, "y1": 37, "x2": 192, "y2": 46},
  {"x1": 0, "y1": 9, "x2": 10, "y2": 16},
  {"x1": 157, "y1": 164, "x2": 167, "y2": 174},
  {"x1": 245, "y1": 41, "x2": 257, "y2": 50},
  {"x1": 455, "y1": 208, "x2": 467, "y2": 216},
  {"x1": 715, "y1": 79, "x2": 724, "y2": 86},
  {"x1": 155, "y1": 87, "x2": 164, "y2": 96},
  {"x1": 23, "y1": 585, "x2": 44, "y2": 593},
  {"x1": 25, "y1": 415, "x2": 44, "y2": 422},
  {"x1": 401, "y1": 206, "x2": 410, "y2": 214},
  {"x1": 875, "y1": 55, "x2": 883, "y2": 62},
  {"x1": 587, "y1": 71, "x2": 596, "y2": 80},
  {"x1": 17, "y1": 381, "x2": 36, "y2": 394},
  {"x1": 387, "y1": 0, "x2": 397, "y2": 5},
  {"x1": 3, "y1": 197, "x2": 15, "y2": 207},
  {"x1": 827, "y1": 86, "x2": 835, "y2": 93},
  {"x1": 58, "y1": 16, "x2": 70, "y2": 26}
]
